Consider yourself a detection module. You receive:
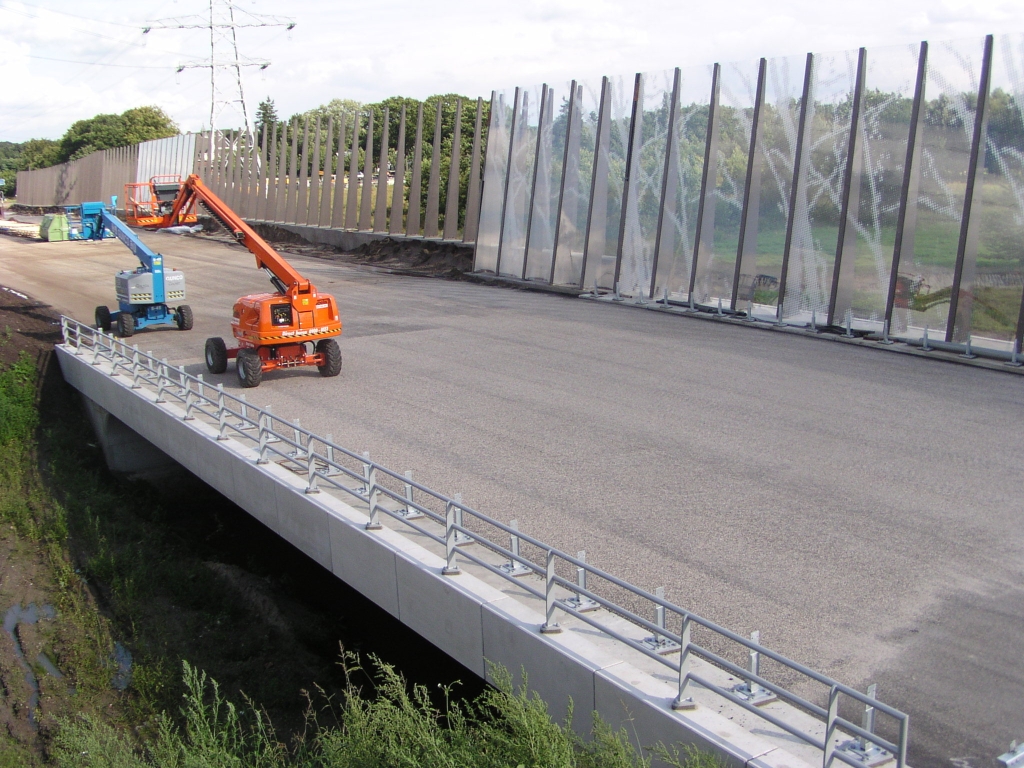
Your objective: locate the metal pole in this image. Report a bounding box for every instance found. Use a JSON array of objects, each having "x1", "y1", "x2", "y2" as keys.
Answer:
[
  {"x1": 443, "y1": 98, "x2": 463, "y2": 240},
  {"x1": 359, "y1": 110, "x2": 374, "y2": 230},
  {"x1": 390, "y1": 106, "x2": 407, "y2": 235},
  {"x1": 550, "y1": 81, "x2": 579, "y2": 285},
  {"x1": 345, "y1": 114, "x2": 361, "y2": 229},
  {"x1": 424, "y1": 100, "x2": 443, "y2": 238},
  {"x1": 613, "y1": 73, "x2": 643, "y2": 291},
  {"x1": 885, "y1": 42, "x2": 928, "y2": 330},
  {"x1": 776, "y1": 53, "x2": 815, "y2": 320},
  {"x1": 463, "y1": 97, "x2": 484, "y2": 243},
  {"x1": 330, "y1": 114, "x2": 348, "y2": 229},
  {"x1": 732, "y1": 58, "x2": 768, "y2": 310},
  {"x1": 522, "y1": 85, "x2": 549, "y2": 279},
  {"x1": 373, "y1": 107, "x2": 390, "y2": 232},
  {"x1": 689, "y1": 64, "x2": 722, "y2": 301},
  {"x1": 407, "y1": 103, "x2": 424, "y2": 236},
  {"x1": 946, "y1": 34, "x2": 994, "y2": 344},
  {"x1": 495, "y1": 87, "x2": 522, "y2": 275},
  {"x1": 580, "y1": 77, "x2": 610, "y2": 289},
  {"x1": 827, "y1": 48, "x2": 868, "y2": 326},
  {"x1": 650, "y1": 68, "x2": 682, "y2": 300}
]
